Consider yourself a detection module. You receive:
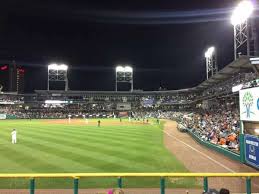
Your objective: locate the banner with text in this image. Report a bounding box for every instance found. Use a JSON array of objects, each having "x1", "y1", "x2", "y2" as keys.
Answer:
[
  {"x1": 116, "y1": 103, "x2": 131, "y2": 111},
  {"x1": 245, "y1": 134, "x2": 259, "y2": 168}
]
